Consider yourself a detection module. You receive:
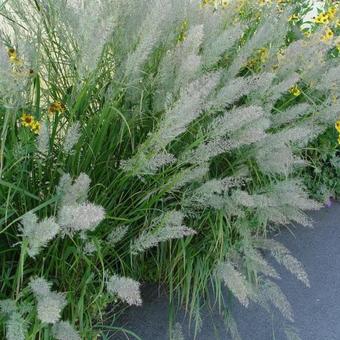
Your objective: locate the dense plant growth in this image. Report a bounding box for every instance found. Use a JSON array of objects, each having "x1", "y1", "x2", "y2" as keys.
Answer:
[{"x1": 0, "y1": 0, "x2": 339, "y2": 339}]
